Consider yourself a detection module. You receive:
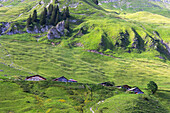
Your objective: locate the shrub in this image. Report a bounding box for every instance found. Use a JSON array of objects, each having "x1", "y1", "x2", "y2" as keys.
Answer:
[{"x1": 147, "y1": 81, "x2": 158, "y2": 94}]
